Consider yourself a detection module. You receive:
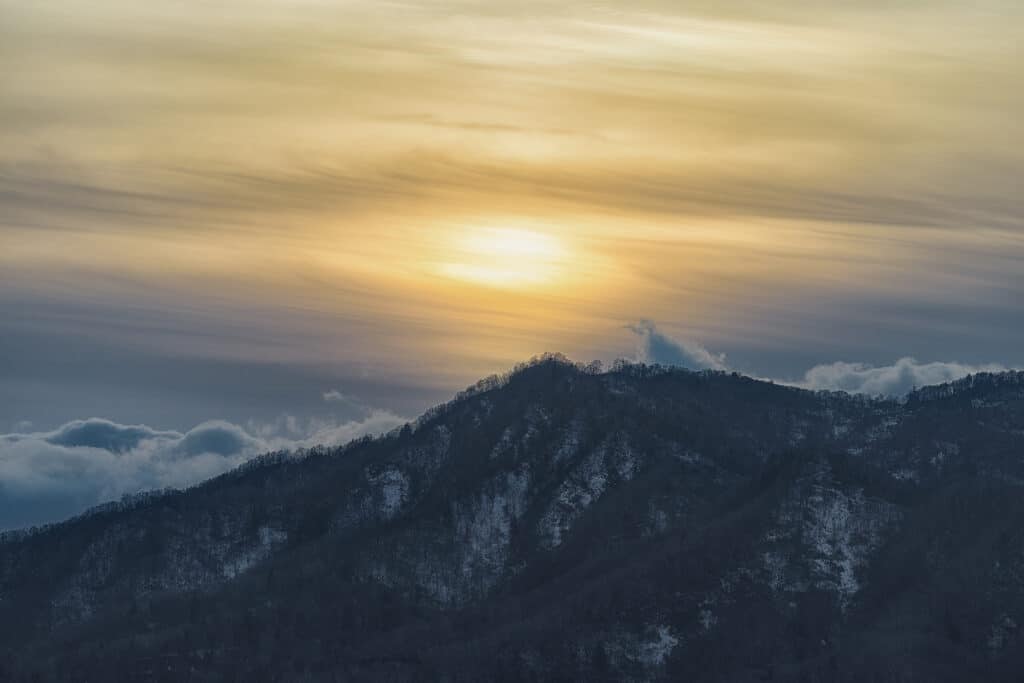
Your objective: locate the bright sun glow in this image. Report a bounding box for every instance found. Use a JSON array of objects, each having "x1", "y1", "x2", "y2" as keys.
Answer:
[{"x1": 440, "y1": 227, "x2": 567, "y2": 288}]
